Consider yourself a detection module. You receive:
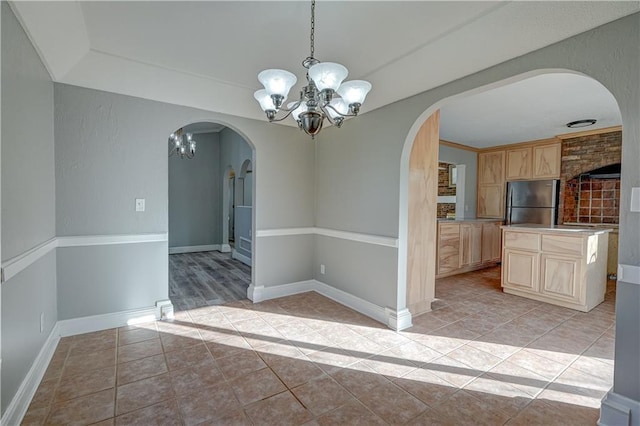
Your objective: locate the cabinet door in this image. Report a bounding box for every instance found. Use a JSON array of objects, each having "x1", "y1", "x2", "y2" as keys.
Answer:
[
  {"x1": 506, "y1": 147, "x2": 532, "y2": 180},
  {"x1": 533, "y1": 143, "x2": 561, "y2": 179},
  {"x1": 481, "y1": 222, "x2": 502, "y2": 263},
  {"x1": 540, "y1": 254, "x2": 582, "y2": 303},
  {"x1": 477, "y1": 184, "x2": 504, "y2": 218},
  {"x1": 437, "y1": 223, "x2": 460, "y2": 274},
  {"x1": 502, "y1": 249, "x2": 539, "y2": 293},
  {"x1": 478, "y1": 151, "x2": 505, "y2": 184}
]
